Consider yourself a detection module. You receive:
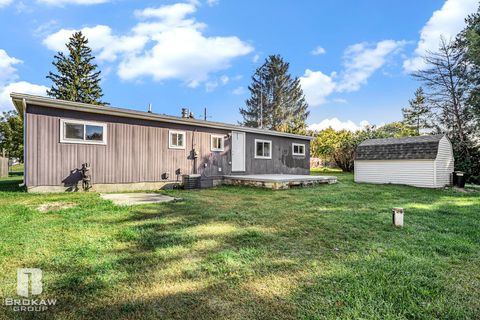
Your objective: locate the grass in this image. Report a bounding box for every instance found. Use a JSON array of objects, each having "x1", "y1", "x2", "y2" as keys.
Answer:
[{"x1": 0, "y1": 173, "x2": 479, "y2": 319}]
